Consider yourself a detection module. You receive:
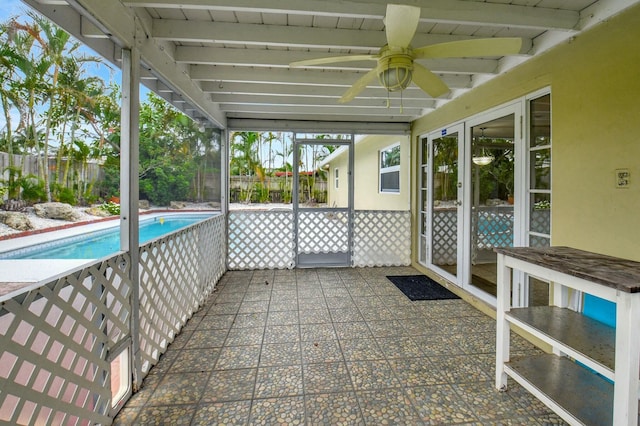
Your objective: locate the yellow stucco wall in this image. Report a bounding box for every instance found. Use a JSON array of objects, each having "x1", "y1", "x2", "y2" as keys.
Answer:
[
  {"x1": 327, "y1": 135, "x2": 410, "y2": 210},
  {"x1": 411, "y1": 4, "x2": 640, "y2": 262}
]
